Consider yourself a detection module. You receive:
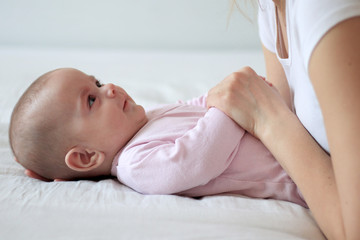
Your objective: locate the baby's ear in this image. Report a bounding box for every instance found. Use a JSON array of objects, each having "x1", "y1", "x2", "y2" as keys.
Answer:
[{"x1": 65, "y1": 146, "x2": 105, "y2": 172}]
